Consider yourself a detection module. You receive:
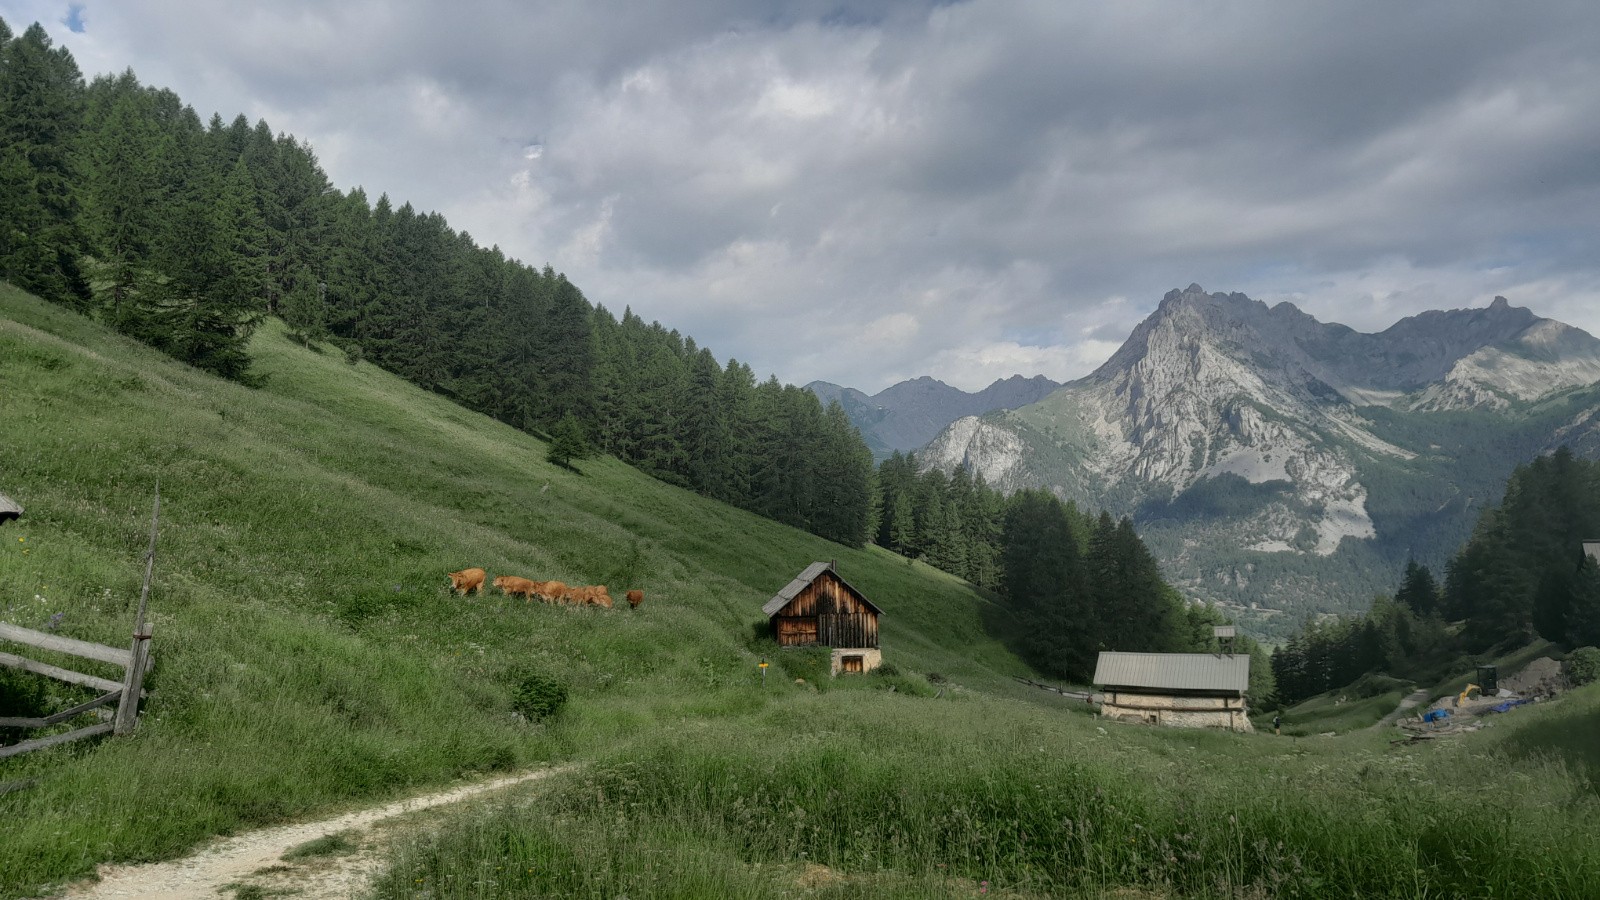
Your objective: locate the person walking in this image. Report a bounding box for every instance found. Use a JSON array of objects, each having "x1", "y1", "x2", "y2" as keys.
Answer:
[{"x1": 1272, "y1": 712, "x2": 1282, "y2": 735}]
